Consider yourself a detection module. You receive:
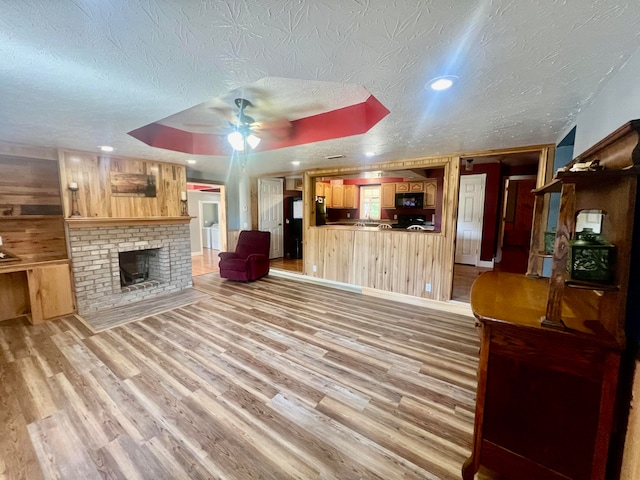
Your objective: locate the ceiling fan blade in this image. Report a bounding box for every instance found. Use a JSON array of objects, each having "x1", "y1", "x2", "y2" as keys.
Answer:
[{"x1": 251, "y1": 118, "x2": 293, "y2": 140}]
